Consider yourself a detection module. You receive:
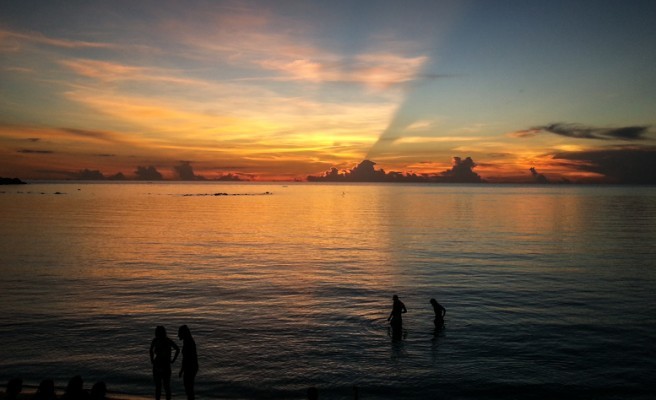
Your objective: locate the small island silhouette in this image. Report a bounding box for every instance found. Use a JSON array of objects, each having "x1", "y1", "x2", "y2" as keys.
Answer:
[{"x1": 0, "y1": 177, "x2": 27, "y2": 185}]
